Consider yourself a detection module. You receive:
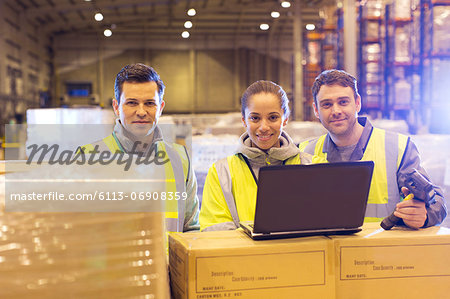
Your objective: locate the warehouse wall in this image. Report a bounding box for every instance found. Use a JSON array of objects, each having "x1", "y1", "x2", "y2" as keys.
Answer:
[
  {"x1": 0, "y1": 2, "x2": 52, "y2": 131},
  {"x1": 55, "y1": 48, "x2": 293, "y2": 114}
]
